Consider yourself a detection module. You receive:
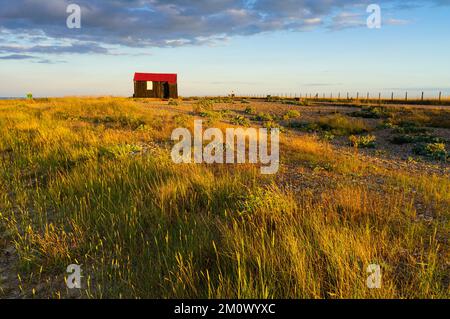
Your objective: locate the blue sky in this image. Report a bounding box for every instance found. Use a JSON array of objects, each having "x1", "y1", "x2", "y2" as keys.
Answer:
[{"x1": 0, "y1": 0, "x2": 449, "y2": 98}]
